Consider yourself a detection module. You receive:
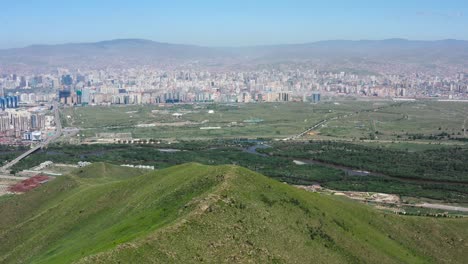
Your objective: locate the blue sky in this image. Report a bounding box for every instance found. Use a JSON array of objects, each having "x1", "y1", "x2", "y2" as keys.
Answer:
[{"x1": 1, "y1": 0, "x2": 467, "y2": 48}]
